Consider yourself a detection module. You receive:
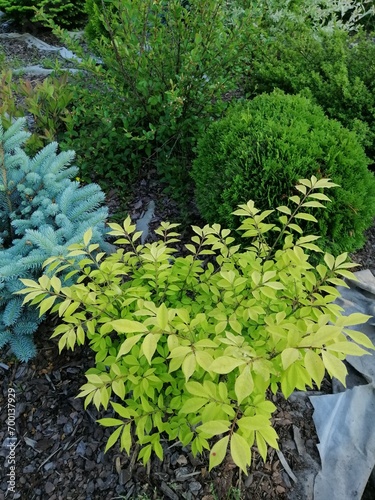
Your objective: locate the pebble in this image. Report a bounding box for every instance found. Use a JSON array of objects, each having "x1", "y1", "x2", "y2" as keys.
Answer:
[
  {"x1": 189, "y1": 481, "x2": 202, "y2": 494},
  {"x1": 119, "y1": 469, "x2": 132, "y2": 485},
  {"x1": 175, "y1": 466, "x2": 190, "y2": 478},
  {"x1": 63, "y1": 422, "x2": 73, "y2": 434},
  {"x1": 45, "y1": 481, "x2": 55, "y2": 494},
  {"x1": 22, "y1": 464, "x2": 36, "y2": 473},
  {"x1": 96, "y1": 478, "x2": 106, "y2": 491},
  {"x1": 86, "y1": 481, "x2": 95, "y2": 494},
  {"x1": 84, "y1": 460, "x2": 96, "y2": 471},
  {"x1": 76, "y1": 440, "x2": 86, "y2": 456}
]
